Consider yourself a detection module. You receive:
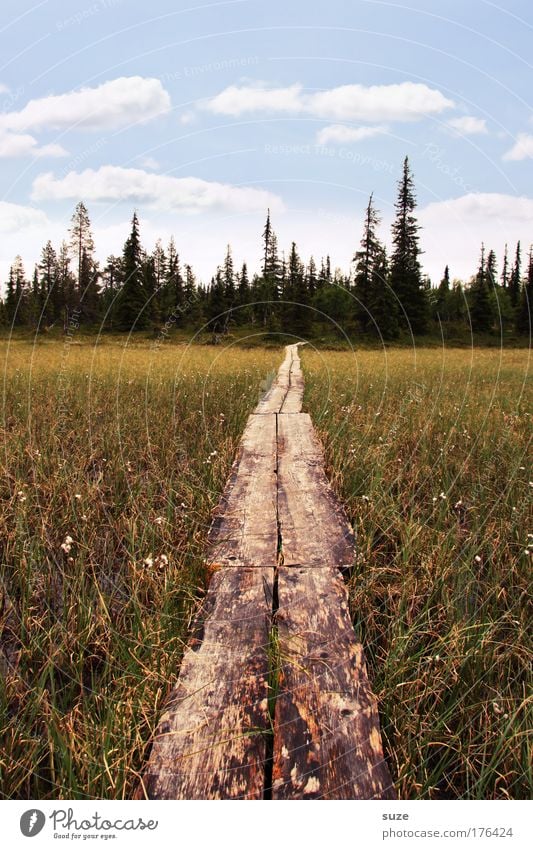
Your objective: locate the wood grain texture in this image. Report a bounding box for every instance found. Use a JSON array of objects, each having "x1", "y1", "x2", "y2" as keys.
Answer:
[
  {"x1": 137, "y1": 567, "x2": 273, "y2": 799},
  {"x1": 271, "y1": 566, "x2": 395, "y2": 799},
  {"x1": 277, "y1": 413, "x2": 355, "y2": 568},
  {"x1": 206, "y1": 413, "x2": 278, "y2": 568},
  {"x1": 135, "y1": 343, "x2": 395, "y2": 801}
]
